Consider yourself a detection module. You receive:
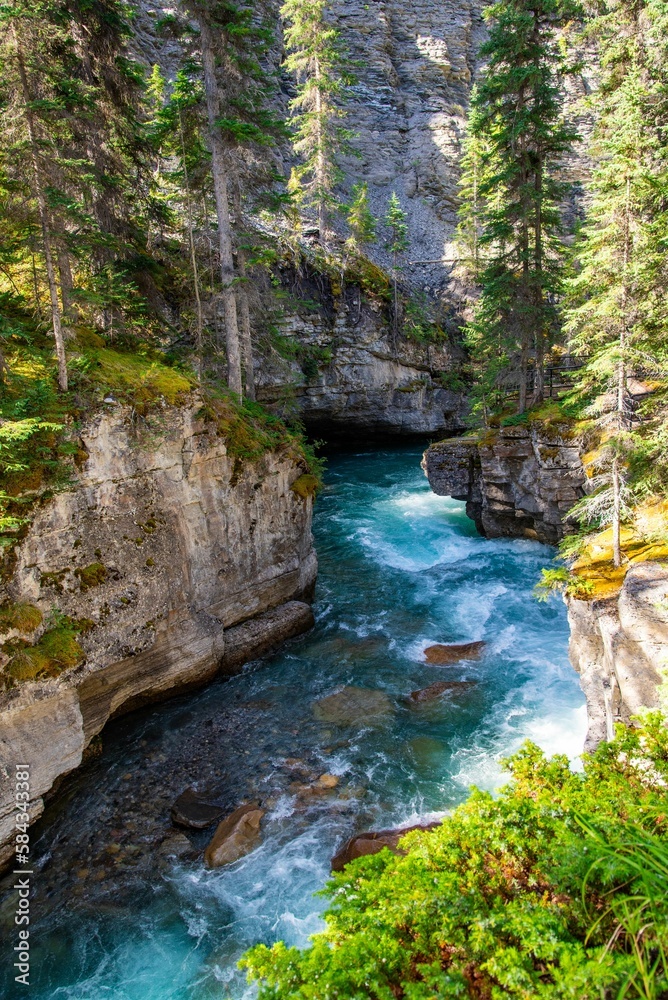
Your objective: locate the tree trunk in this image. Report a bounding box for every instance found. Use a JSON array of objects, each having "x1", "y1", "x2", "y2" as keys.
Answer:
[
  {"x1": 518, "y1": 339, "x2": 528, "y2": 415},
  {"x1": 57, "y1": 242, "x2": 74, "y2": 318},
  {"x1": 612, "y1": 454, "x2": 622, "y2": 568},
  {"x1": 198, "y1": 14, "x2": 243, "y2": 398},
  {"x1": 531, "y1": 156, "x2": 545, "y2": 405},
  {"x1": 15, "y1": 33, "x2": 68, "y2": 391},
  {"x1": 179, "y1": 109, "x2": 203, "y2": 371},
  {"x1": 314, "y1": 54, "x2": 326, "y2": 241},
  {"x1": 232, "y1": 188, "x2": 255, "y2": 401}
]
